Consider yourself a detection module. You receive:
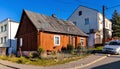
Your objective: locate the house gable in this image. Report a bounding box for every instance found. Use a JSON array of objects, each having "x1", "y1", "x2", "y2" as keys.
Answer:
[
  {"x1": 16, "y1": 11, "x2": 37, "y2": 37},
  {"x1": 16, "y1": 10, "x2": 38, "y2": 51},
  {"x1": 68, "y1": 5, "x2": 98, "y2": 33}
]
